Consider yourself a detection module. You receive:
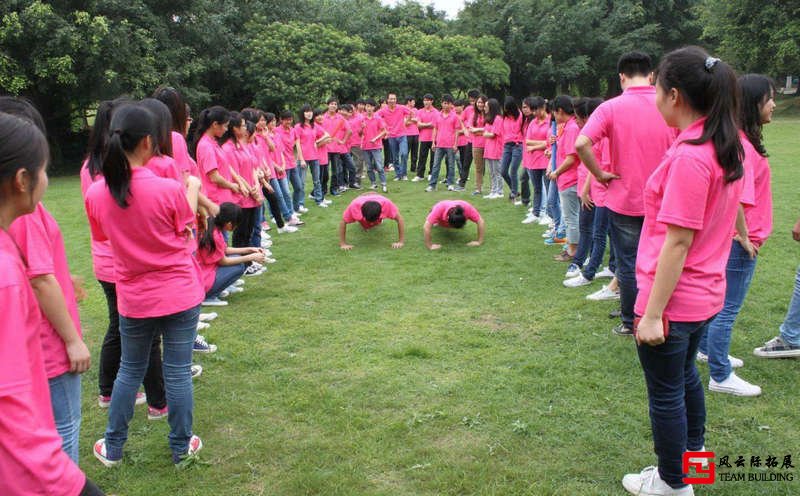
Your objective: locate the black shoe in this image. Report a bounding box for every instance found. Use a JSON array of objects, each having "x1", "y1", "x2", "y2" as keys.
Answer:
[
  {"x1": 612, "y1": 323, "x2": 634, "y2": 337},
  {"x1": 608, "y1": 309, "x2": 621, "y2": 319}
]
